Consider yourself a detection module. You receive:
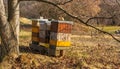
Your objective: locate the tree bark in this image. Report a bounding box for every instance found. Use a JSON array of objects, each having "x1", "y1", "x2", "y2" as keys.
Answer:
[
  {"x1": 8, "y1": 0, "x2": 20, "y2": 55},
  {"x1": 0, "y1": 0, "x2": 19, "y2": 62},
  {"x1": 8, "y1": 0, "x2": 20, "y2": 50}
]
